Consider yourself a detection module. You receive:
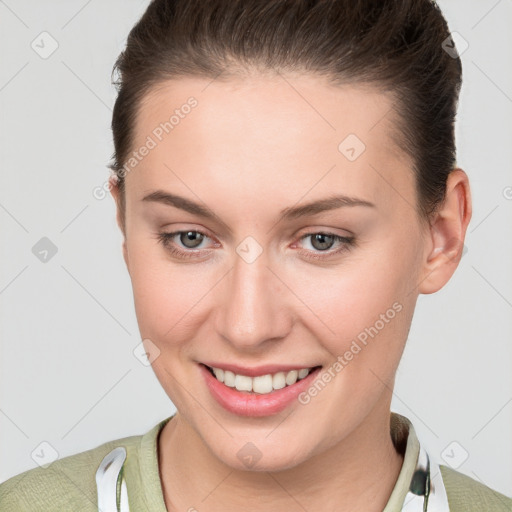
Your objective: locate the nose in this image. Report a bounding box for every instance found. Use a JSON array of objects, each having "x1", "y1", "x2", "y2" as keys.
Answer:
[{"x1": 215, "y1": 250, "x2": 292, "y2": 351}]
